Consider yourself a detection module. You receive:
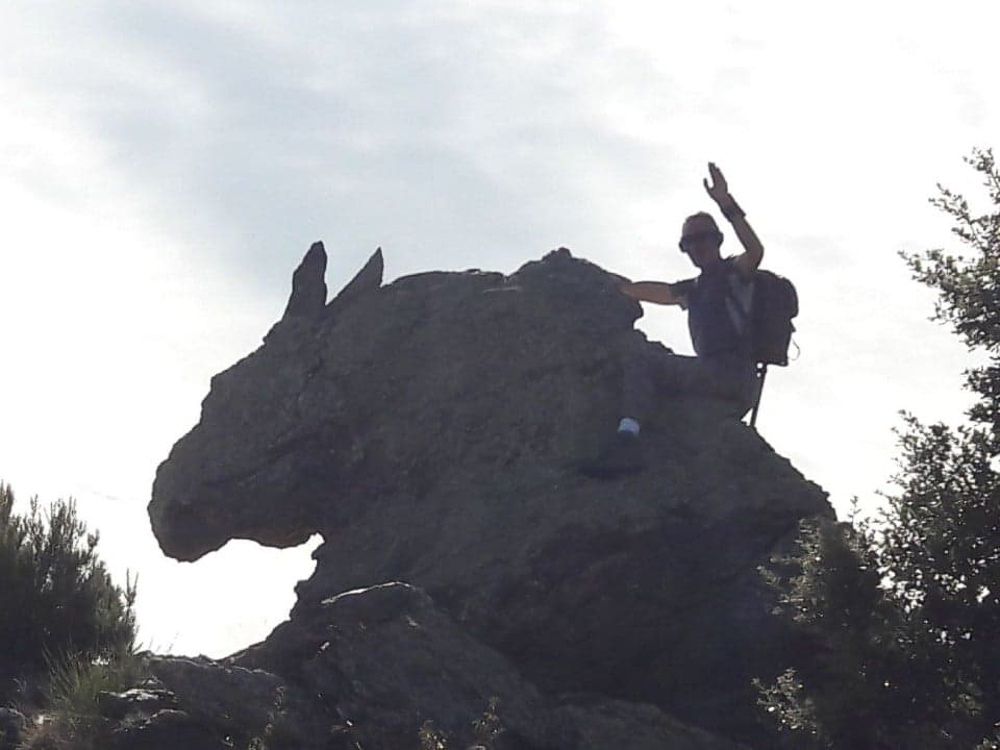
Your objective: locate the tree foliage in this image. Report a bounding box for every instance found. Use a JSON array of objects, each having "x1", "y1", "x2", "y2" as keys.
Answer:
[
  {"x1": 0, "y1": 482, "x2": 137, "y2": 702},
  {"x1": 758, "y1": 149, "x2": 1000, "y2": 749}
]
